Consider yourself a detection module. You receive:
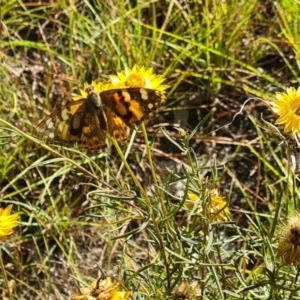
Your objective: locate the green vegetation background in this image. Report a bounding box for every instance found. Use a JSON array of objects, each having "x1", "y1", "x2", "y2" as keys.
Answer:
[{"x1": 0, "y1": 0, "x2": 300, "y2": 299}]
